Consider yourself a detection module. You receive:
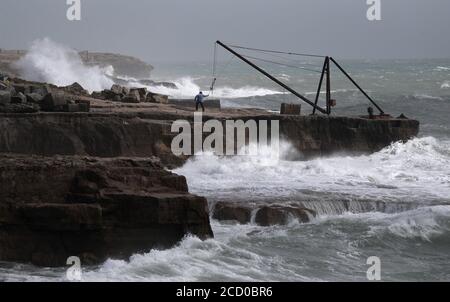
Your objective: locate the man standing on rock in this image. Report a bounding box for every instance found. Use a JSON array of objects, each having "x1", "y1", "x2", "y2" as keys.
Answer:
[{"x1": 194, "y1": 91, "x2": 208, "y2": 112}]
